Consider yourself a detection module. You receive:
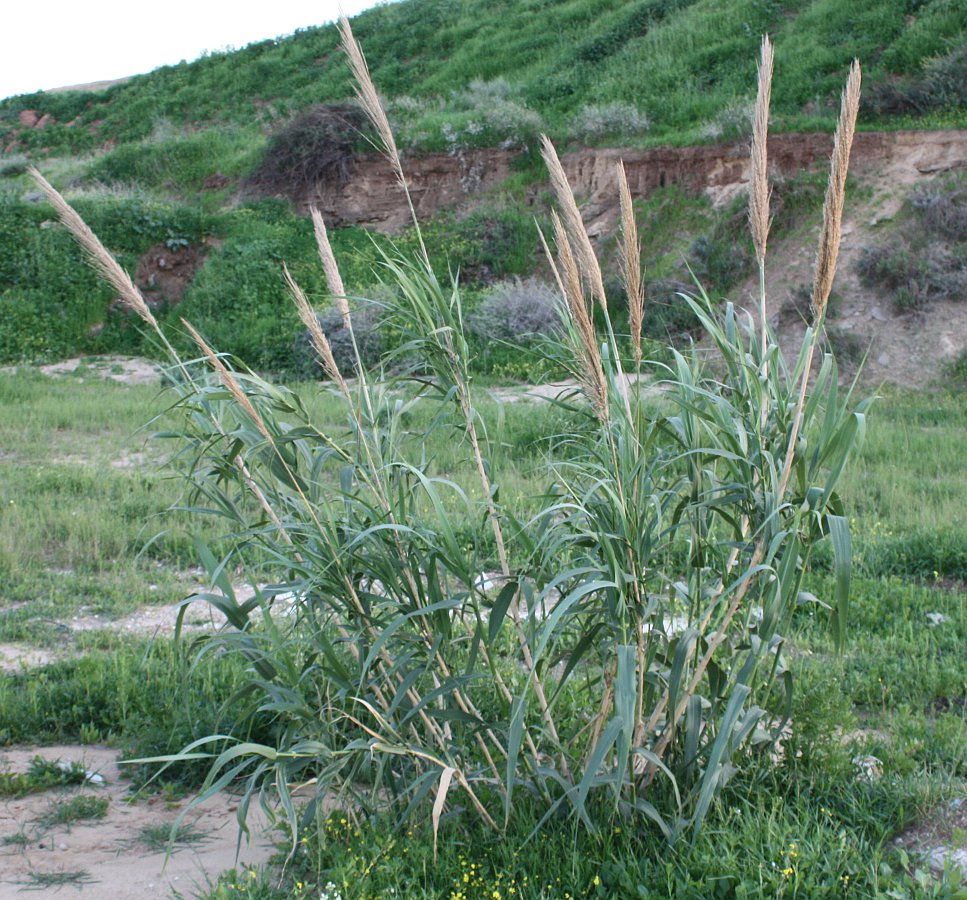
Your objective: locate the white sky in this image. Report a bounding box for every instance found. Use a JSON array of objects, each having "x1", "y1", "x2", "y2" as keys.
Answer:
[{"x1": 1, "y1": 0, "x2": 387, "y2": 101}]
